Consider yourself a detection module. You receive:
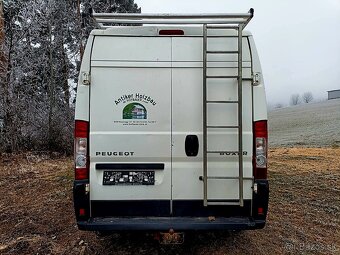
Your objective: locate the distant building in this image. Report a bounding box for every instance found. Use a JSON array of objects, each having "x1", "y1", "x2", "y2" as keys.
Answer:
[{"x1": 328, "y1": 89, "x2": 340, "y2": 100}]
